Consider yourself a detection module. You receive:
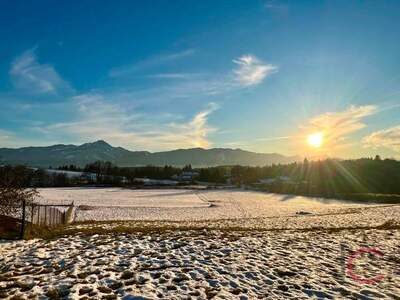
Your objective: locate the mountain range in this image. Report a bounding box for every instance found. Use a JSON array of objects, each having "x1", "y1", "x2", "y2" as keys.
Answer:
[{"x1": 0, "y1": 140, "x2": 300, "y2": 167}]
